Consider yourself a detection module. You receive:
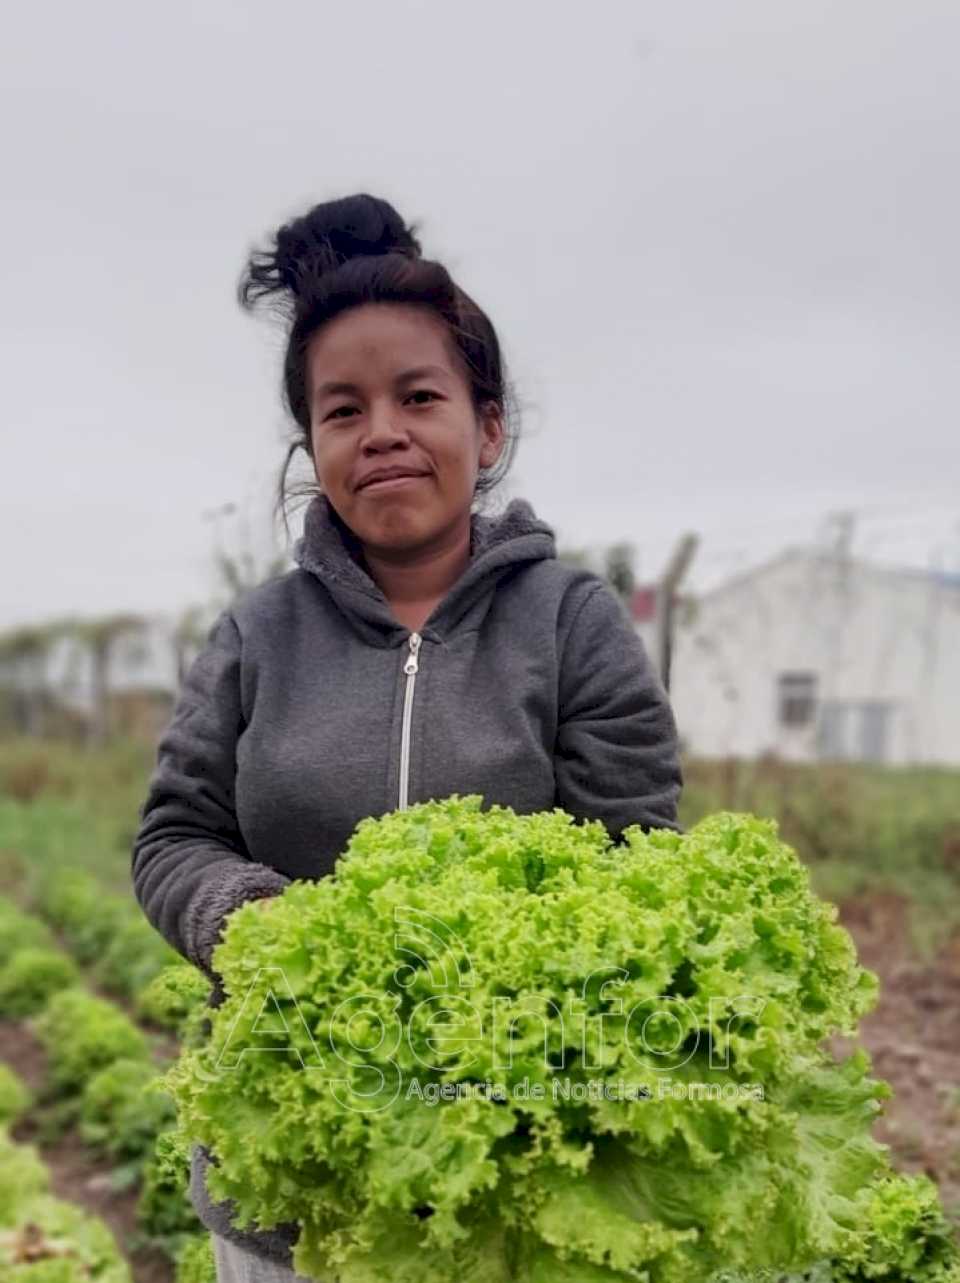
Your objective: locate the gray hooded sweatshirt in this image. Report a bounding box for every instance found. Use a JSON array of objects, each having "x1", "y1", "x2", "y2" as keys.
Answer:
[{"x1": 131, "y1": 491, "x2": 683, "y2": 1266}]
